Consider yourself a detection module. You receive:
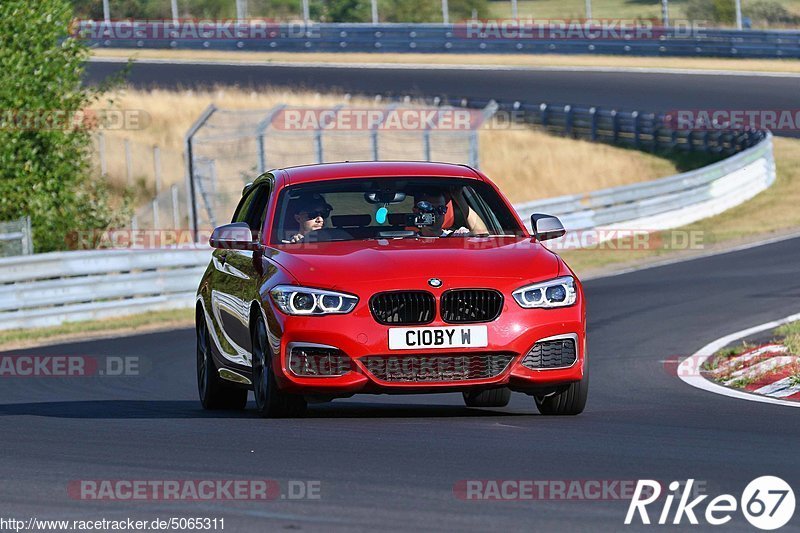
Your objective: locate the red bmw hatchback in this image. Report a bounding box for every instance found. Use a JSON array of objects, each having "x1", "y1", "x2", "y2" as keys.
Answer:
[{"x1": 196, "y1": 161, "x2": 587, "y2": 417}]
